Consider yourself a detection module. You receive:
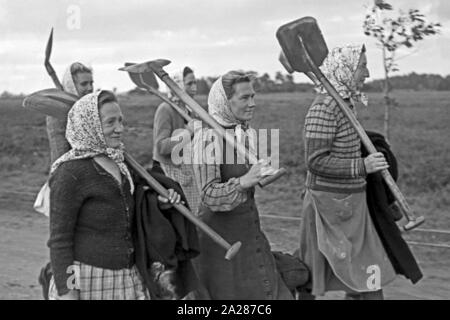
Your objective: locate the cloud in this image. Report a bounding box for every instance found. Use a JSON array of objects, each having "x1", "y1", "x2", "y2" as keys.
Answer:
[{"x1": 1, "y1": 0, "x2": 448, "y2": 94}]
